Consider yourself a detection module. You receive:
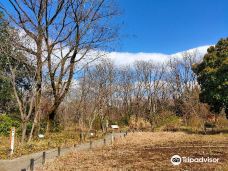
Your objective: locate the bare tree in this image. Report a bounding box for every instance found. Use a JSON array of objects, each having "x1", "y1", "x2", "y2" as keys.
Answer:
[
  {"x1": 132, "y1": 61, "x2": 166, "y2": 128},
  {"x1": 166, "y1": 51, "x2": 201, "y2": 125},
  {"x1": 116, "y1": 65, "x2": 134, "y2": 120},
  {"x1": 79, "y1": 59, "x2": 116, "y2": 132},
  {"x1": 0, "y1": 0, "x2": 119, "y2": 135}
]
